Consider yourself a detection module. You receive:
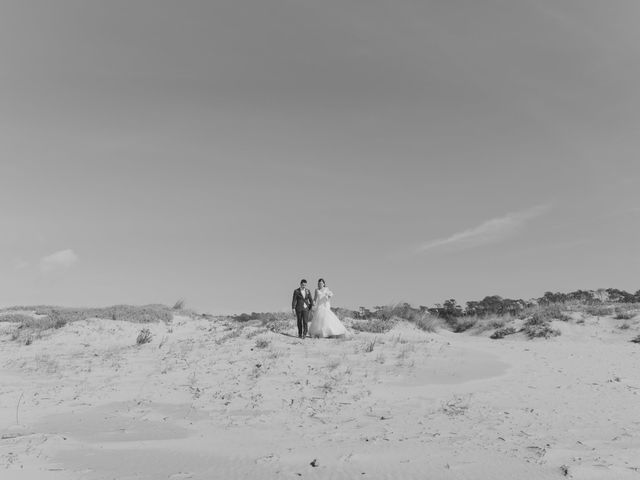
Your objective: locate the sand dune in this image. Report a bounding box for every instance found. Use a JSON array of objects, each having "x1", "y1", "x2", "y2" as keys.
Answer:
[{"x1": 1, "y1": 312, "x2": 640, "y2": 479}]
